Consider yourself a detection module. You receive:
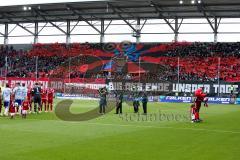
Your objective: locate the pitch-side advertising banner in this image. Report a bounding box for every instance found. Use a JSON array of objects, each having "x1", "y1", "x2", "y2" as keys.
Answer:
[{"x1": 159, "y1": 96, "x2": 233, "y2": 104}]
